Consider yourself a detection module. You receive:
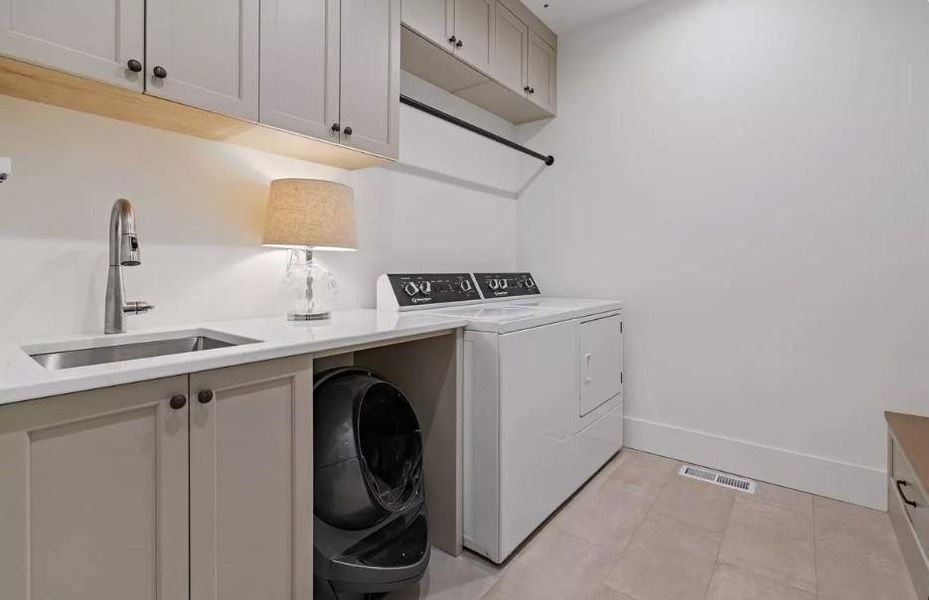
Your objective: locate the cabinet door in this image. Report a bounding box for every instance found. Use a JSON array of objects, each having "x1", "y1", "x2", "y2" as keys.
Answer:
[
  {"x1": 403, "y1": 0, "x2": 455, "y2": 49},
  {"x1": 190, "y1": 356, "x2": 313, "y2": 600},
  {"x1": 260, "y1": 0, "x2": 340, "y2": 140},
  {"x1": 454, "y1": 0, "x2": 493, "y2": 73},
  {"x1": 579, "y1": 314, "x2": 623, "y2": 417},
  {"x1": 491, "y1": 2, "x2": 527, "y2": 94},
  {"x1": 0, "y1": 0, "x2": 143, "y2": 90},
  {"x1": 146, "y1": 0, "x2": 259, "y2": 120},
  {"x1": 0, "y1": 377, "x2": 189, "y2": 600},
  {"x1": 339, "y1": 0, "x2": 400, "y2": 159},
  {"x1": 527, "y1": 30, "x2": 556, "y2": 112}
]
